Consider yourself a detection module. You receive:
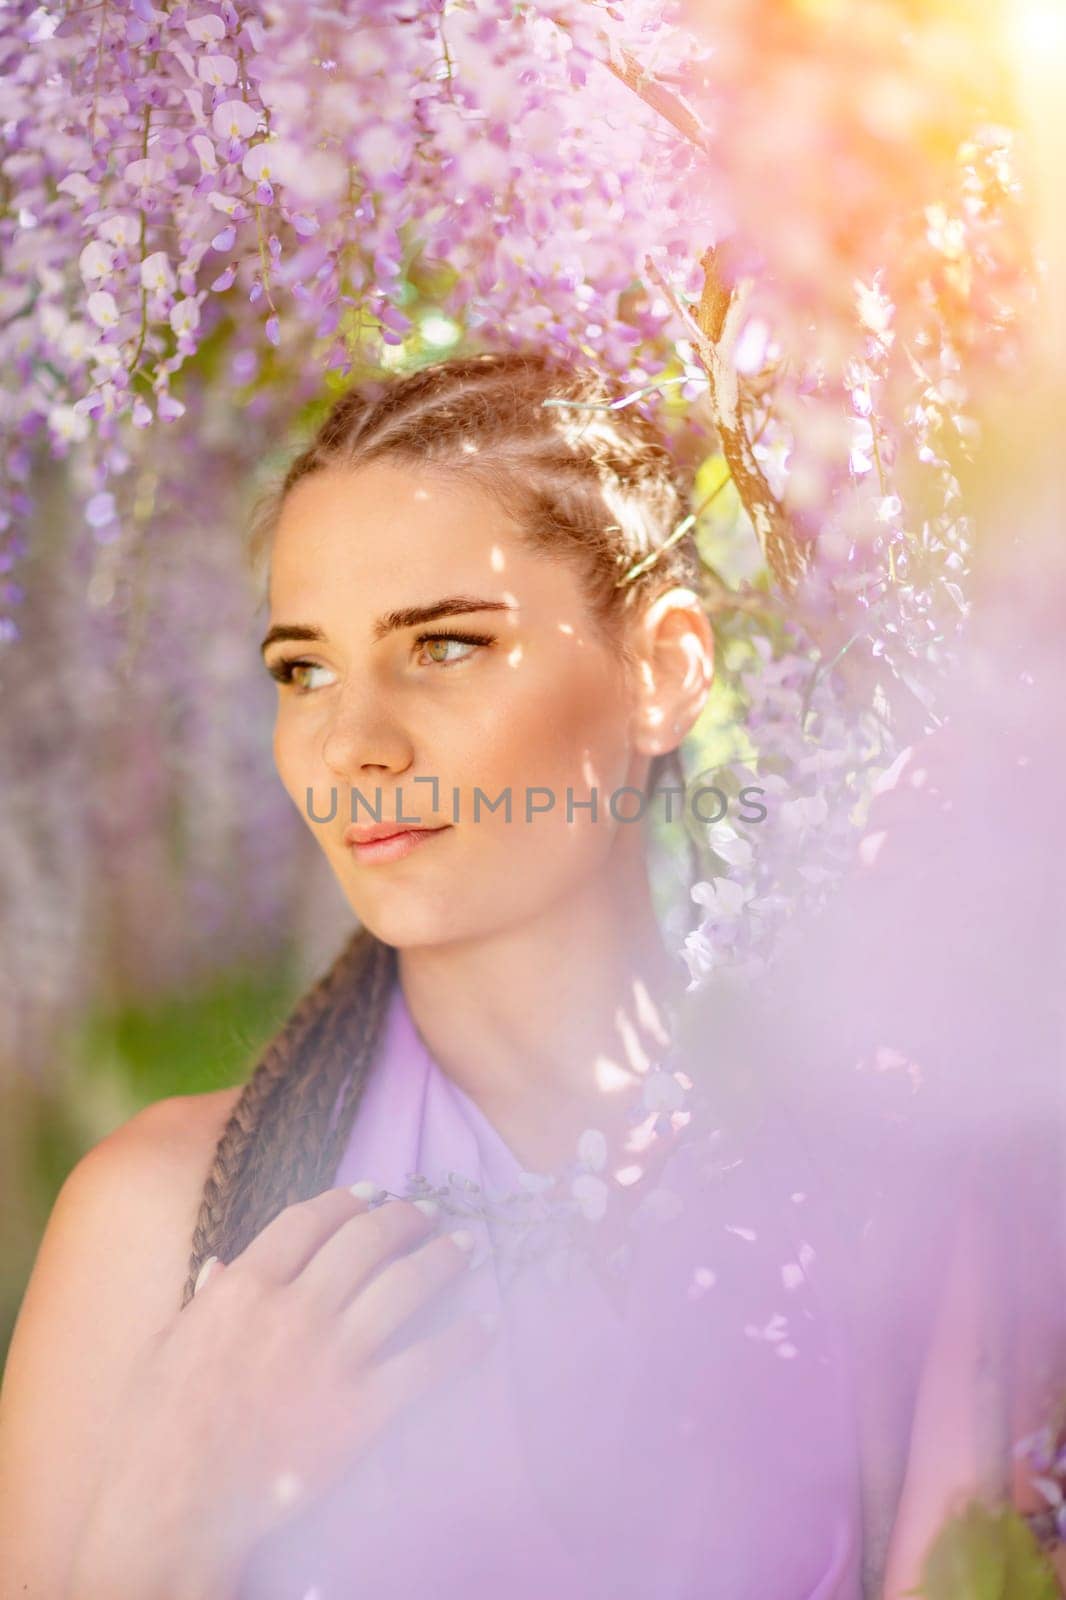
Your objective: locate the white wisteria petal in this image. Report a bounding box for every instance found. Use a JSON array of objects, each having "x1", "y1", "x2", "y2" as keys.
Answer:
[
  {"x1": 190, "y1": 133, "x2": 218, "y2": 174},
  {"x1": 78, "y1": 241, "x2": 114, "y2": 281},
  {"x1": 571, "y1": 1173, "x2": 609, "y2": 1222},
  {"x1": 212, "y1": 100, "x2": 259, "y2": 141},
  {"x1": 48, "y1": 404, "x2": 90, "y2": 442},
  {"x1": 576, "y1": 1128, "x2": 608, "y2": 1172},
  {"x1": 197, "y1": 53, "x2": 238, "y2": 87},
  {"x1": 690, "y1": 877, "x2": 753, "y2": 918},
  {"x1": 57, "y1": 173, "x2": 96, "y2": 201},
  {"x1": 140, "y1": 252, "x2": 175, "y2": 293},
  {"x1": 98, "y1": 213, "x2": 140, "y2": 249},
  {"x1": 186, "y1": 14, "x2": 227, "y2": 42},
  {"x1": 169, "y1": 297, "x2": 201, "y2": 335},
  {"x1": 86, "y1": 290, "x2": 119, "y2": 329}
]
